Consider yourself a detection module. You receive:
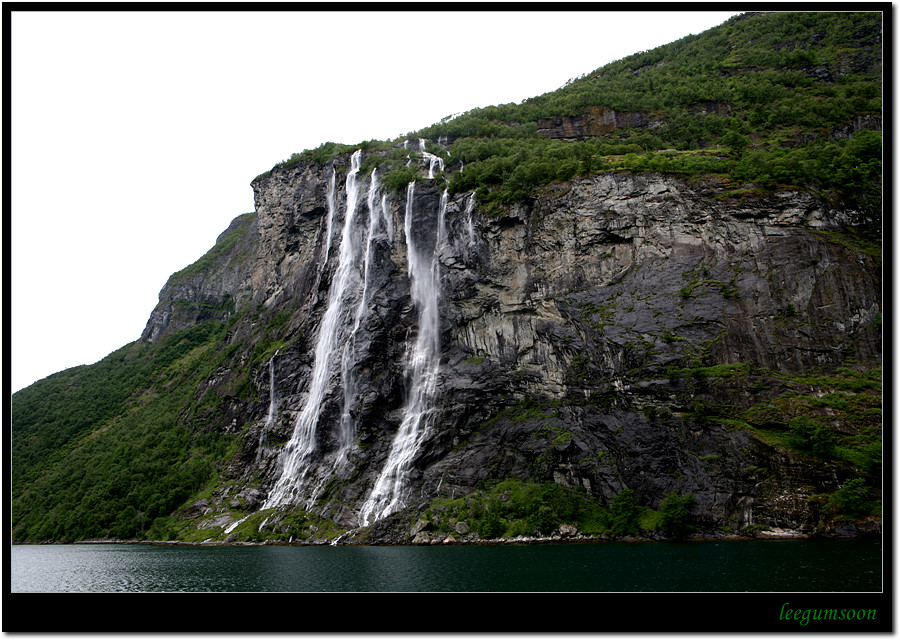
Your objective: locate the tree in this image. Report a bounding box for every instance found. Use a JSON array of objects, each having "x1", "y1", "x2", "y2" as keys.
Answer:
[
  {"x1": 721, "y1": 130, "x2": 750, "y2": 156},
  {"x1": 608, "y1": 489, "x2": 642, "y2": 537},
  {"x1": 659, "y1": 490, "x2": 696, "y2": 538},
  {"x1": 478, "y1": 506, "x2": 505, "y2": 539}
]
